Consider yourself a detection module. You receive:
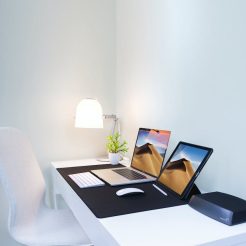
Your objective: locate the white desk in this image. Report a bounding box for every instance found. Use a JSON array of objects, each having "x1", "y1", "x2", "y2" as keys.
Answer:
[{"x1": 51, "y1": 159, "x2": 246, "y2": 246}]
